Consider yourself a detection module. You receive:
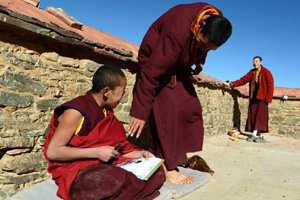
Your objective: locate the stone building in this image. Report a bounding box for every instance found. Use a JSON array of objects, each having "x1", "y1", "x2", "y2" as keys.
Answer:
[{"x1": 0, "y1": 0, "x2": 299, "y2": 198}]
